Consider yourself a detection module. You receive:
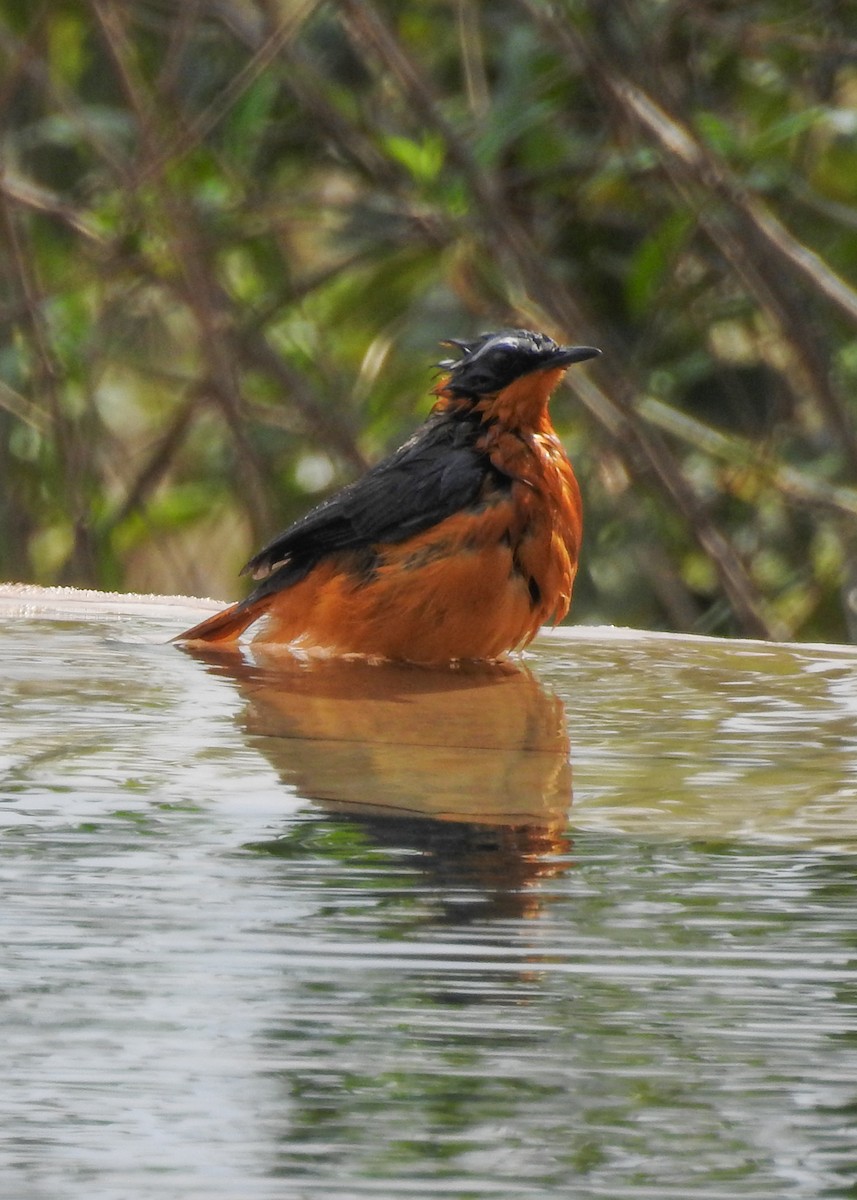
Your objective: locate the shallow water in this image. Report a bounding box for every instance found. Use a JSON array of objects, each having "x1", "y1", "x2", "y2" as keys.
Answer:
[{"x1": 2, "y1": 591, "x2": 857, "y2": 1199}]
